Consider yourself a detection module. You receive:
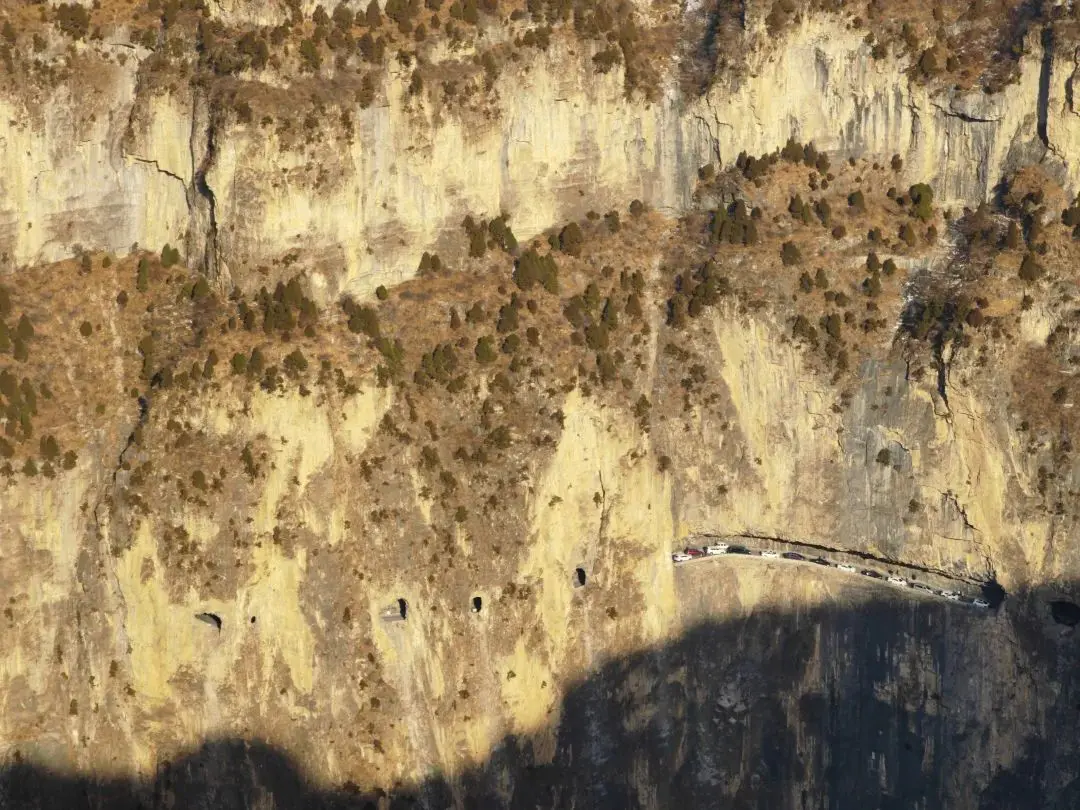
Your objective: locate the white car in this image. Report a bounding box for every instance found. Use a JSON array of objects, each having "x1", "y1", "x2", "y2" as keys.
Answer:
[
  {"x1": 941, "y1": 591, "x2": 961, "y2": 601},
  {"x1": 705, "y1": 544, "x2": 729, "y2": 556},
  {"x1": 887, "y1": 576, "x2": 910, "y2": 588},
  {"x1": 672, "y1": 552, "x2": 693, "y2": 563},
  {"x1": 972, "y1": 598, "x2": 990, "y2": 609},
  {"x1": 760, "y1": 550, "x2": 779, "y2": 559},
  {"x1": 837, "y1": 563, "x2": 857, "y2": 573}
]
